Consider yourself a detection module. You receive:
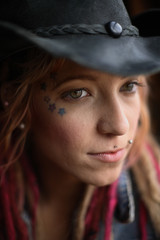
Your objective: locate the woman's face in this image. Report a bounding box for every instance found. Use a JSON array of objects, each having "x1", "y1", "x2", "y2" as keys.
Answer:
[{"x1": 31, "y1": 60, "x2": 142, "y2": 186}]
